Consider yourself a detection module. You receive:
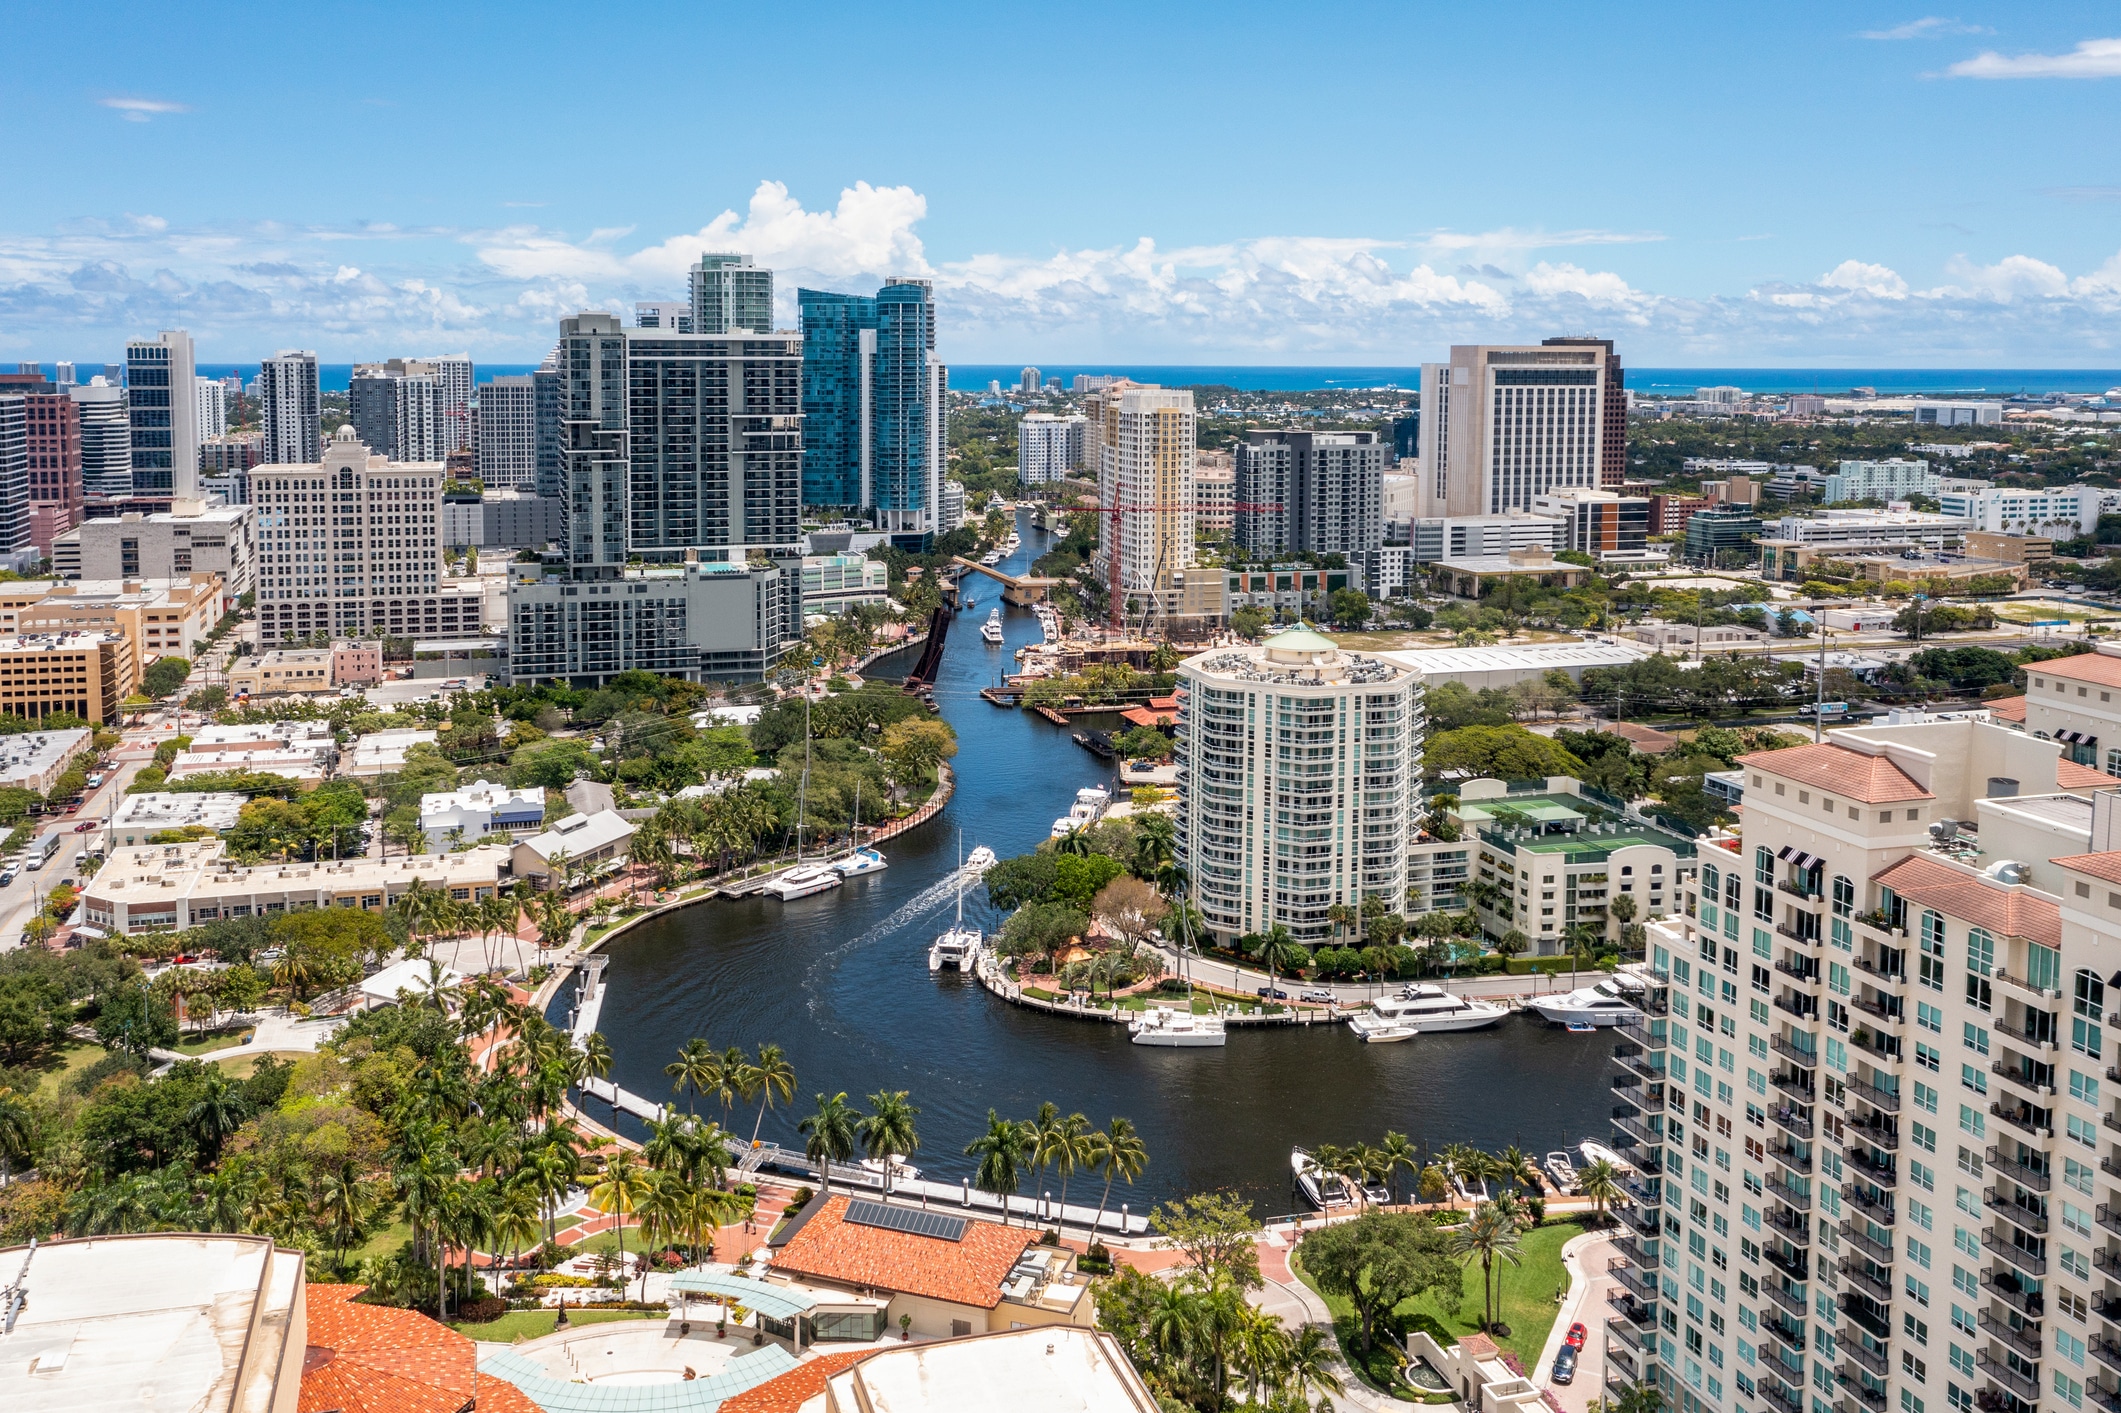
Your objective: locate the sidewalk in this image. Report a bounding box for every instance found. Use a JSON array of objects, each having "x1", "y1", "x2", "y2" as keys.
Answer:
[
  {"x1": 1539, "y1": 1228, "x2": 1620, "y2": 1413},
  {"x1": 1253, "y1": 1247, "x2": 1423, "y2": 1413}
]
